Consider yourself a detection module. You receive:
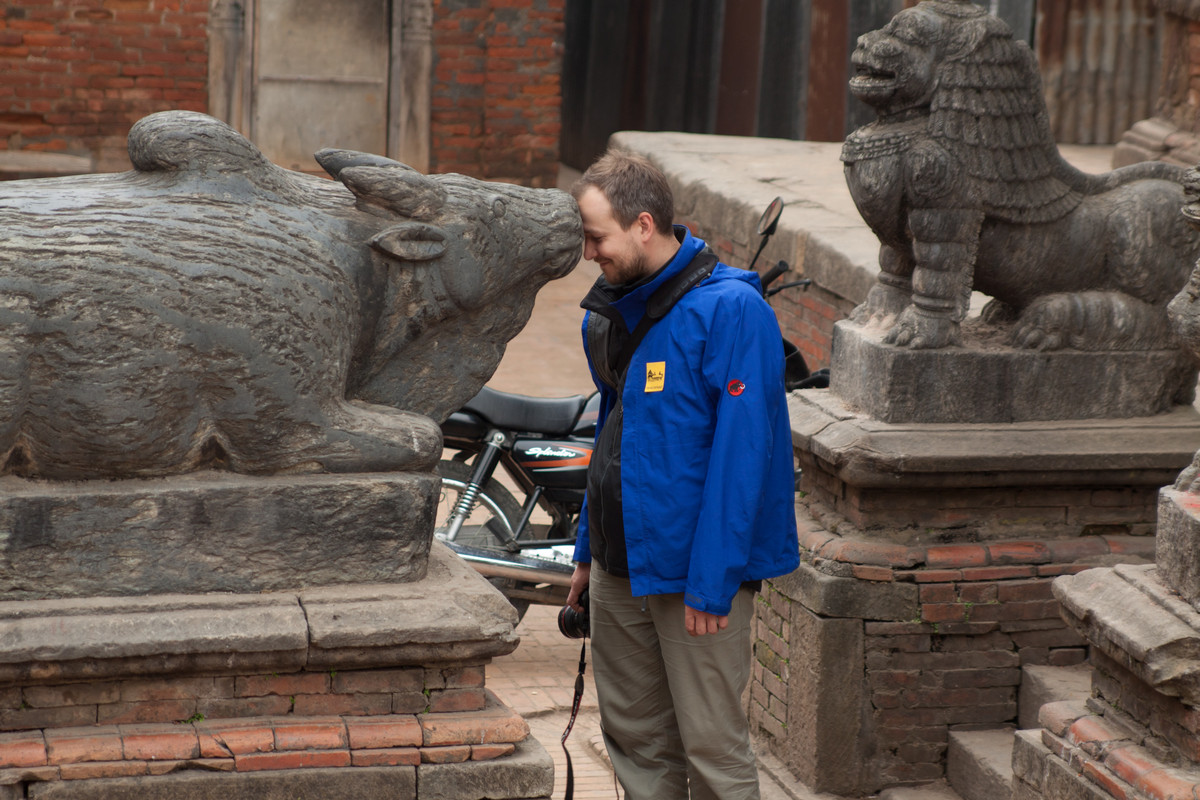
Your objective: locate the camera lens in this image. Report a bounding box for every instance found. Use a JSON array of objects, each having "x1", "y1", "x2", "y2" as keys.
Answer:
[{"x1": 557, "y1": 588, "x2": 589, "y2": 639}]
